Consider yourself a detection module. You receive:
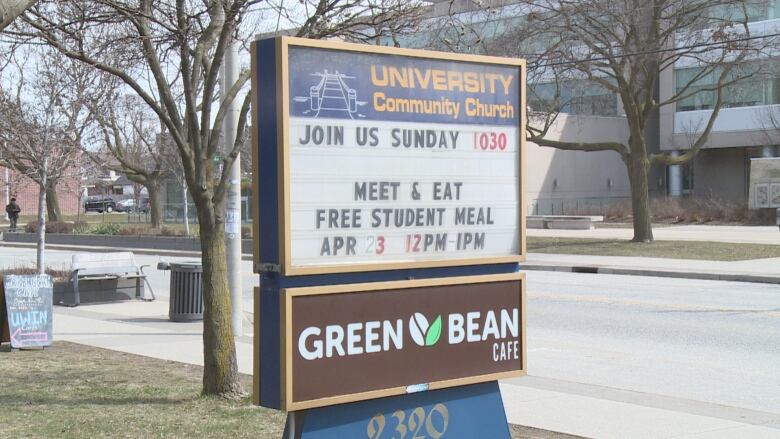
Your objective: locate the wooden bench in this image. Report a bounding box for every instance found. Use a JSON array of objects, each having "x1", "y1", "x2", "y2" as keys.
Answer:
[
  {"x1": 527, "y1": 215, "x2": 604, "y2": 230},
  {"x1": 64, "y1": 252, "x2": 156, "y2": 306}
]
